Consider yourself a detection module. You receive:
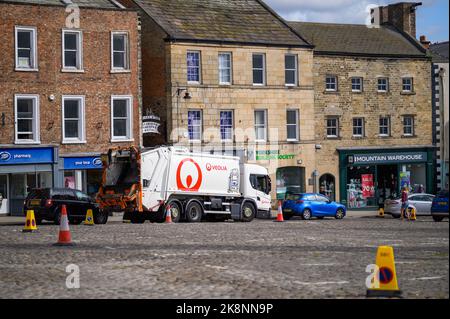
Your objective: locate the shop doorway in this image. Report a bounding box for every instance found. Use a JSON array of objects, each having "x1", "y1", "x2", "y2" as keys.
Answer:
[
  {"x1": 0, "y1": 175, "x2": 8, "y2": 215},
  {"x1": 377, "y1": 165, "x2": 399, "y2": 203},
  {"x1": 319, "y1": 174, "x2": 336, "y2": 201}
]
